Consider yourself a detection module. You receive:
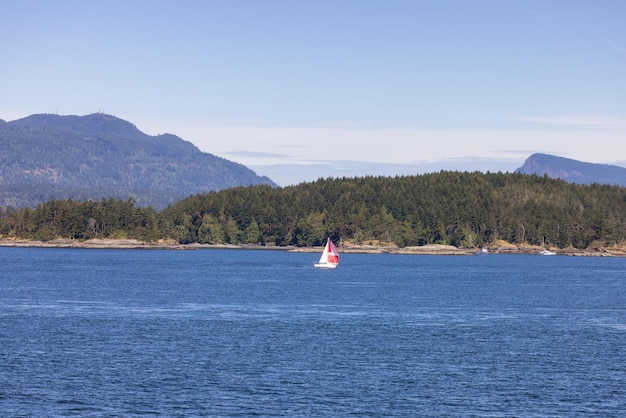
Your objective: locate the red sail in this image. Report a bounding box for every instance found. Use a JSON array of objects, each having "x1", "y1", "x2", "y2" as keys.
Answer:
[{"x1": 327, "y1": 240, "x2": 339, "y2": 264}]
